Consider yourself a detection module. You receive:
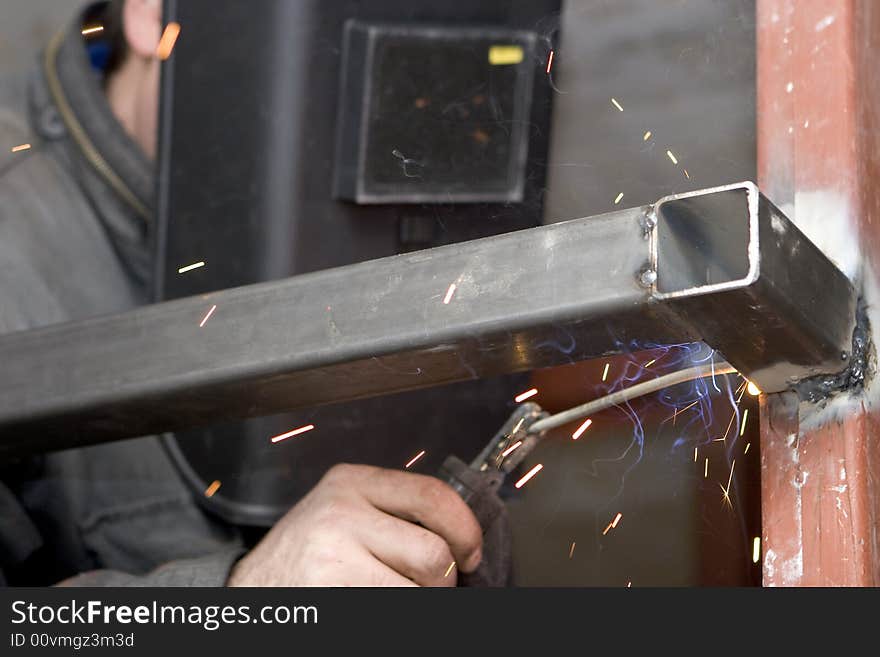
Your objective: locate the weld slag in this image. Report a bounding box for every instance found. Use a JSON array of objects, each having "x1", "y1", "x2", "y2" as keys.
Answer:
[{"x1": 794, "y1": 297, "x2": 872, "y2": 403}]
